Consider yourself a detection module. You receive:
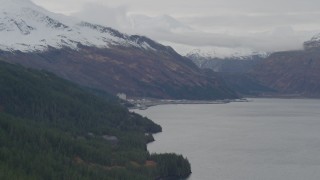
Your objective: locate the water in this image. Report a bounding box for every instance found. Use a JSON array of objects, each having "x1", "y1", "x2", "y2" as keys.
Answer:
[{"x1": 134, "y1": 98, "x2": 320, "y2": 180}]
